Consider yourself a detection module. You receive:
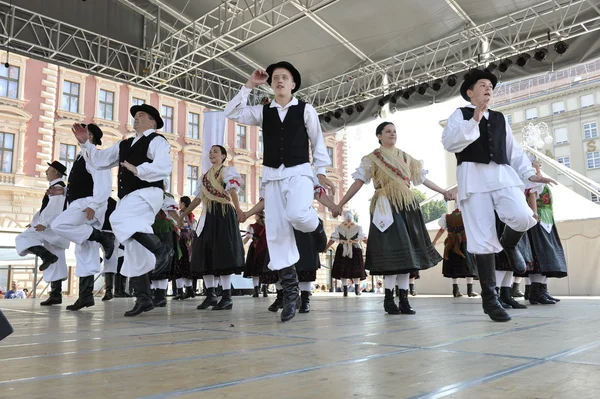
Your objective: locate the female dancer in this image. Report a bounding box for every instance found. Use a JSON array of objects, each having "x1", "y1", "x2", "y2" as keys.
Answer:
[
  {"x1": 172, "y1": 196, "x2": 196, "y2": 300},
  {"x1": 243, "y1": 211, "x2": 269, "y2": 297}
]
